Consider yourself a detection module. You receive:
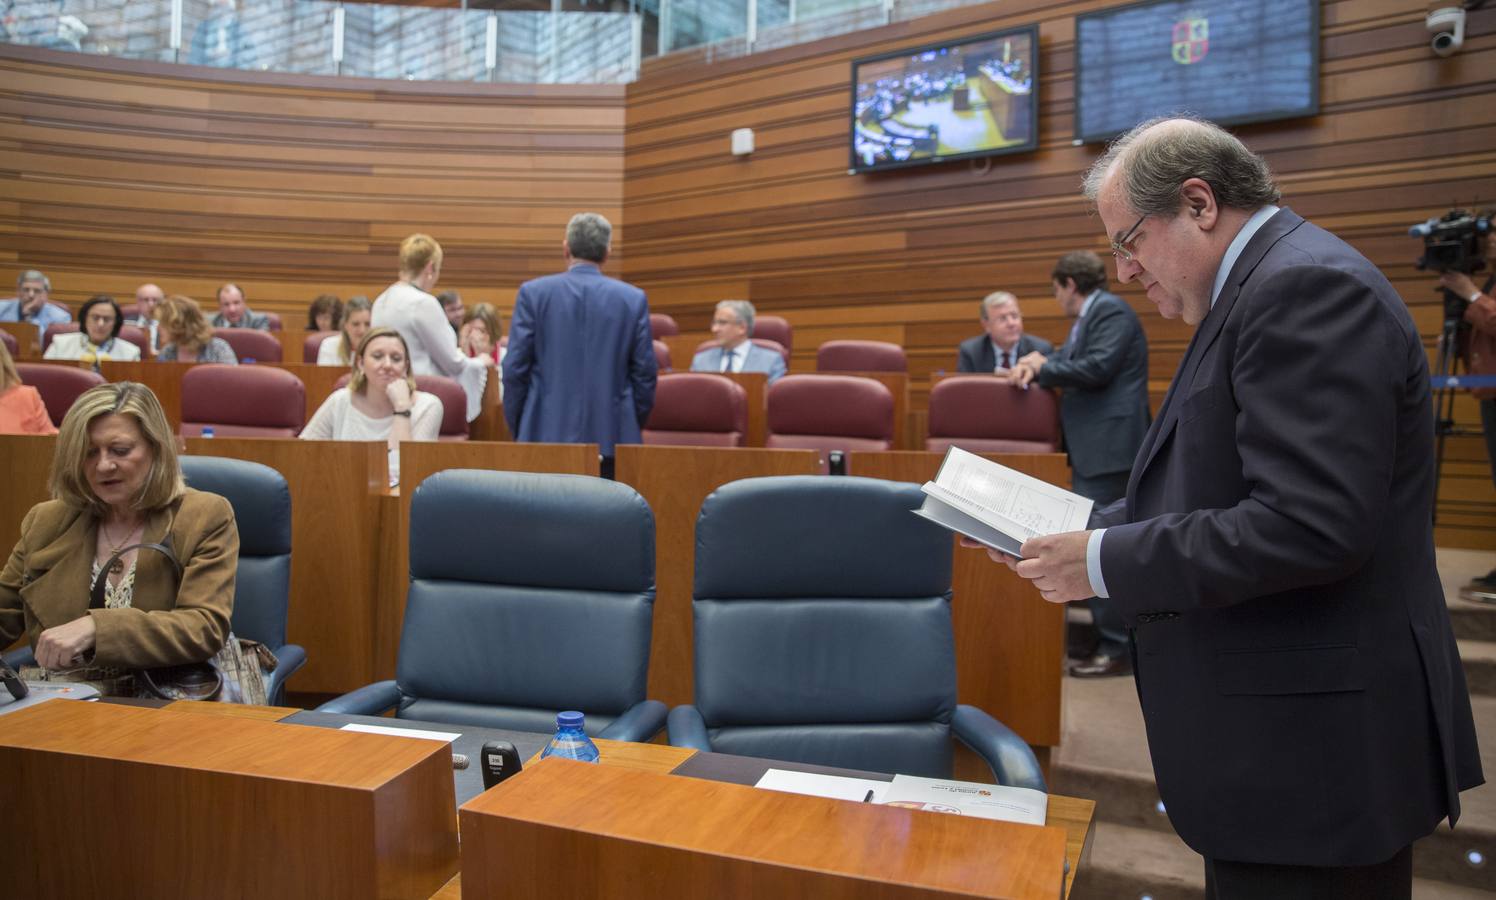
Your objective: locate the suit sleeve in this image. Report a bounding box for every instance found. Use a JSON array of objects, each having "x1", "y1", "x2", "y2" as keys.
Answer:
[
  {"x1": 629, "y1": 297, "x2": 658, "y2": 425},
  {"x1": 766, "y1": 351, "x2": 787, "y2": 384},
  {"x1": 1037, "y1": 303, "x2": 1135, "y2": 390},
  {"x1": 957, "y1": 340, "x2": 979, "y2": 372},
  {"x1": 502, "y1": 287, "x2": 535, "y2": 436},
  {"x1": 91, "y1": 496, "x2": 239, "y2": 668},
  {"x1": 1100, "y1": 266, "x2": 1404, "y2": 613}
]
